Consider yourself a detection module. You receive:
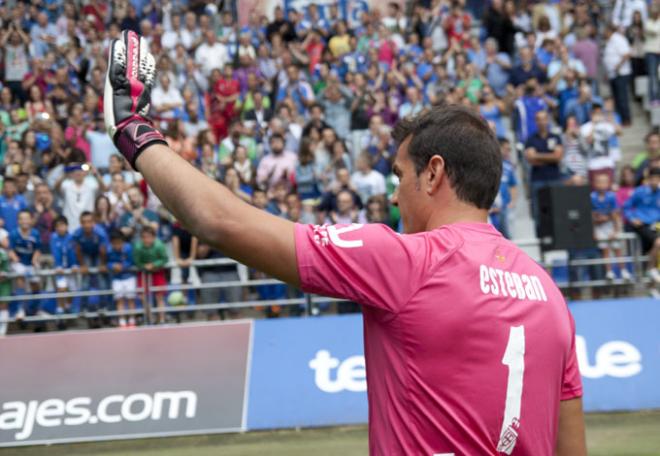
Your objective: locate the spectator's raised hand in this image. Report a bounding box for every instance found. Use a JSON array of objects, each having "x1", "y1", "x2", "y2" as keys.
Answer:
[{"x1": 104, "y1": 30, "x2": 166, "y2": 170}]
